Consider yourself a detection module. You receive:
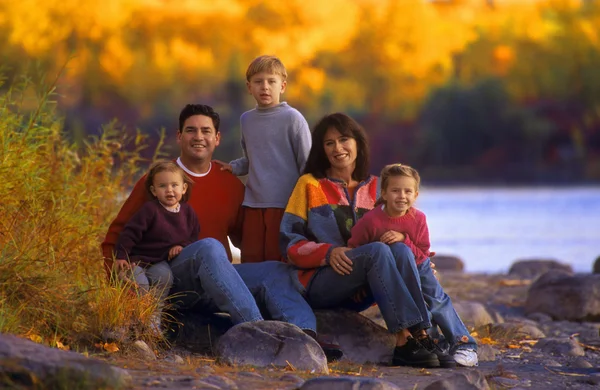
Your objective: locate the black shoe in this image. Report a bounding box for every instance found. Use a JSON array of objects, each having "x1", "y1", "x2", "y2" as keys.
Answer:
[
  {"x1": 418, "y1": 336, "x2": 457, "y2": 368},
  {"x1": 392, "y1": 337, "x2": 440, "y2": 368},
  {"x1": 318, "y1": 341, "x2": 344, "y2": 363}
]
